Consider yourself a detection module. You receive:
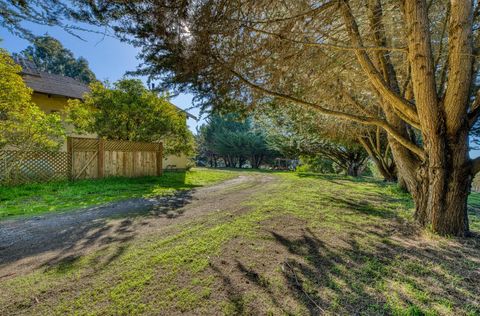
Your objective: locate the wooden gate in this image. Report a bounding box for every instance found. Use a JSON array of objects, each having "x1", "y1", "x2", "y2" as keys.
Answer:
[{"x1": 69, "y1": 137, "x2": 163, "y2": 180}]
